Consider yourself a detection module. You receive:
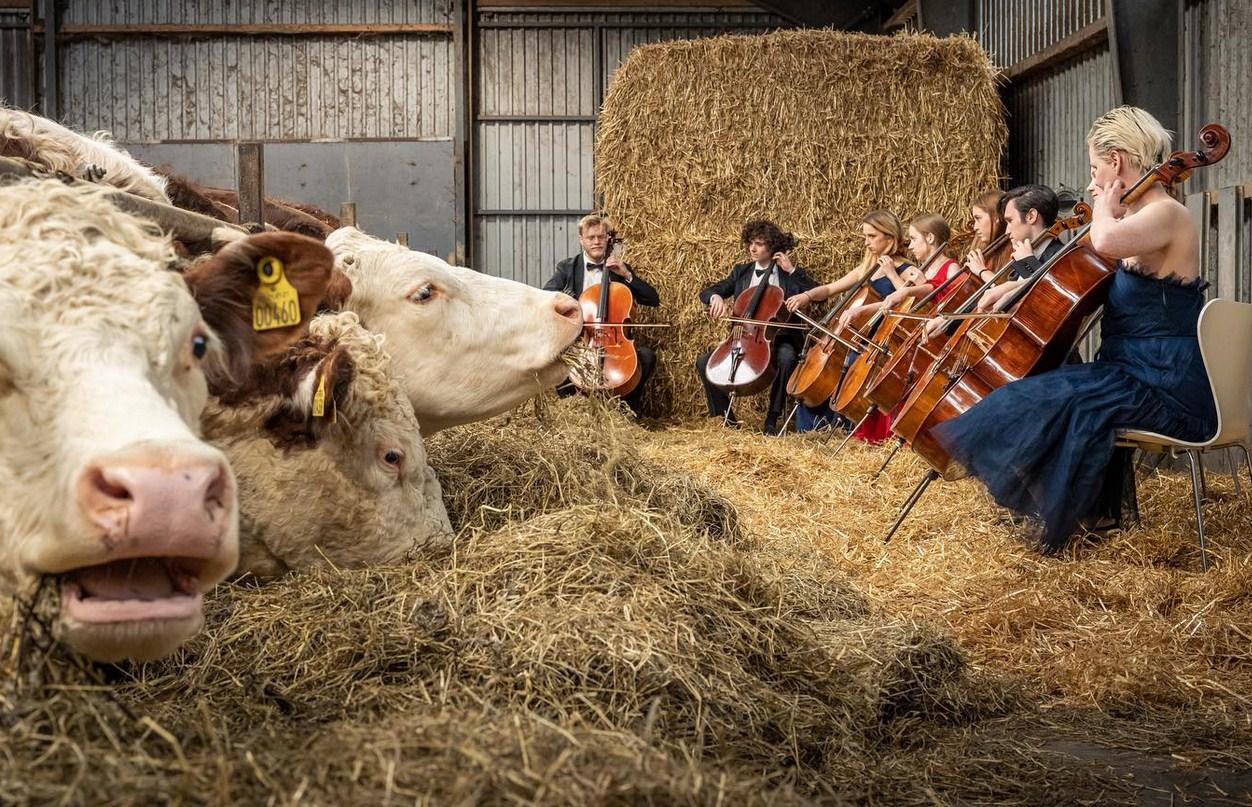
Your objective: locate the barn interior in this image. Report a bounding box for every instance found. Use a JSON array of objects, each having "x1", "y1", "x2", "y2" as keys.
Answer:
[{"x1": 2, "y1": 1, "x2": 1251, "y2": 804}]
